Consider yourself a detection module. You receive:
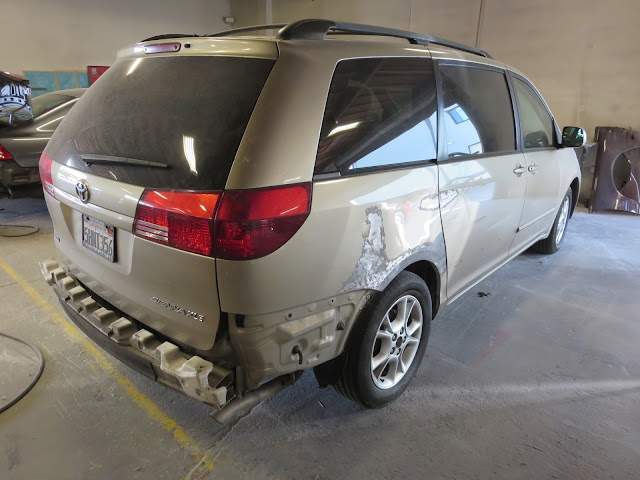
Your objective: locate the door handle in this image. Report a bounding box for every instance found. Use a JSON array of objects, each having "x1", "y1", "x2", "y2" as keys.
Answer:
[
  {"x1": 528, "y1": 163, "x2": 538, "y2": 173},
  {"x1": 513, "y1": 164, "x2": 526, "y2": 176}
]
